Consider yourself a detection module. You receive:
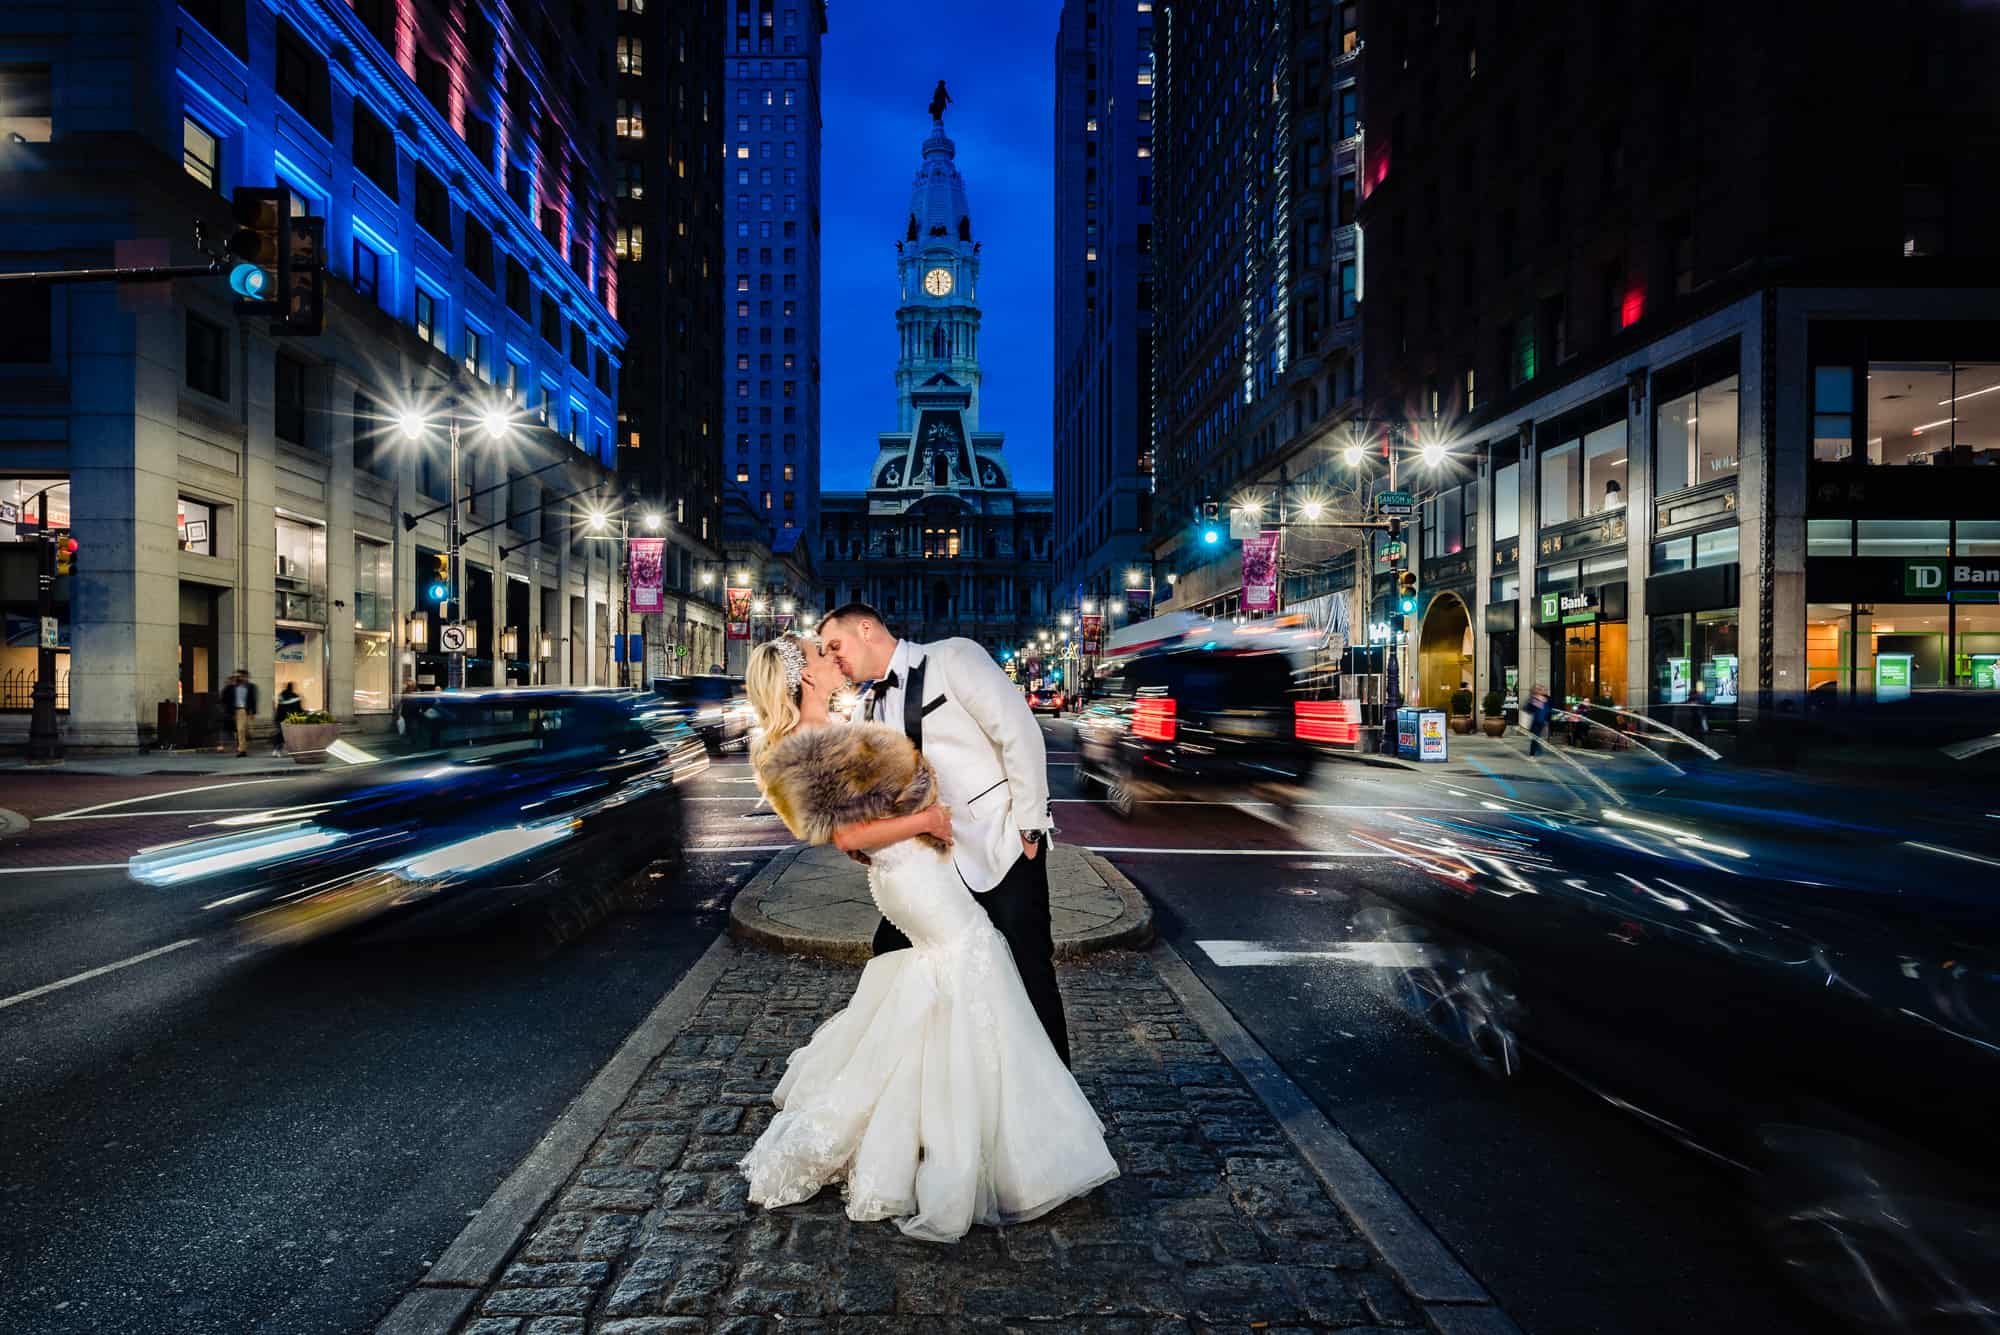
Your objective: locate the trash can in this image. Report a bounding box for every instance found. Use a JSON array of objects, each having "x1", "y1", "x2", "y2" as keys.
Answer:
[{"x1": 1395, "y1": 707, "x2": 1420, "y2": 759}]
